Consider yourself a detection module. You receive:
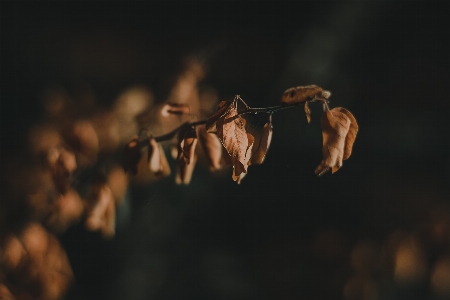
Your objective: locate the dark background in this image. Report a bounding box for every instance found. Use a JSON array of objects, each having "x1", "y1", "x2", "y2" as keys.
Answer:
[{"x1": 1, "y1": 1, "x2": 450, "y2": 300}]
